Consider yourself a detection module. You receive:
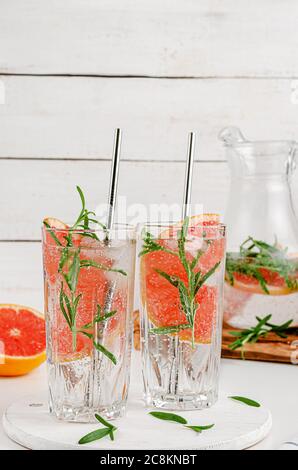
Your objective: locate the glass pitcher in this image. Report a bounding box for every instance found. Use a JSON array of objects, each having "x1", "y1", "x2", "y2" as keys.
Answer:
[{"x1": 219, "y1": 127, "x2": 298, "y2": 329}]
